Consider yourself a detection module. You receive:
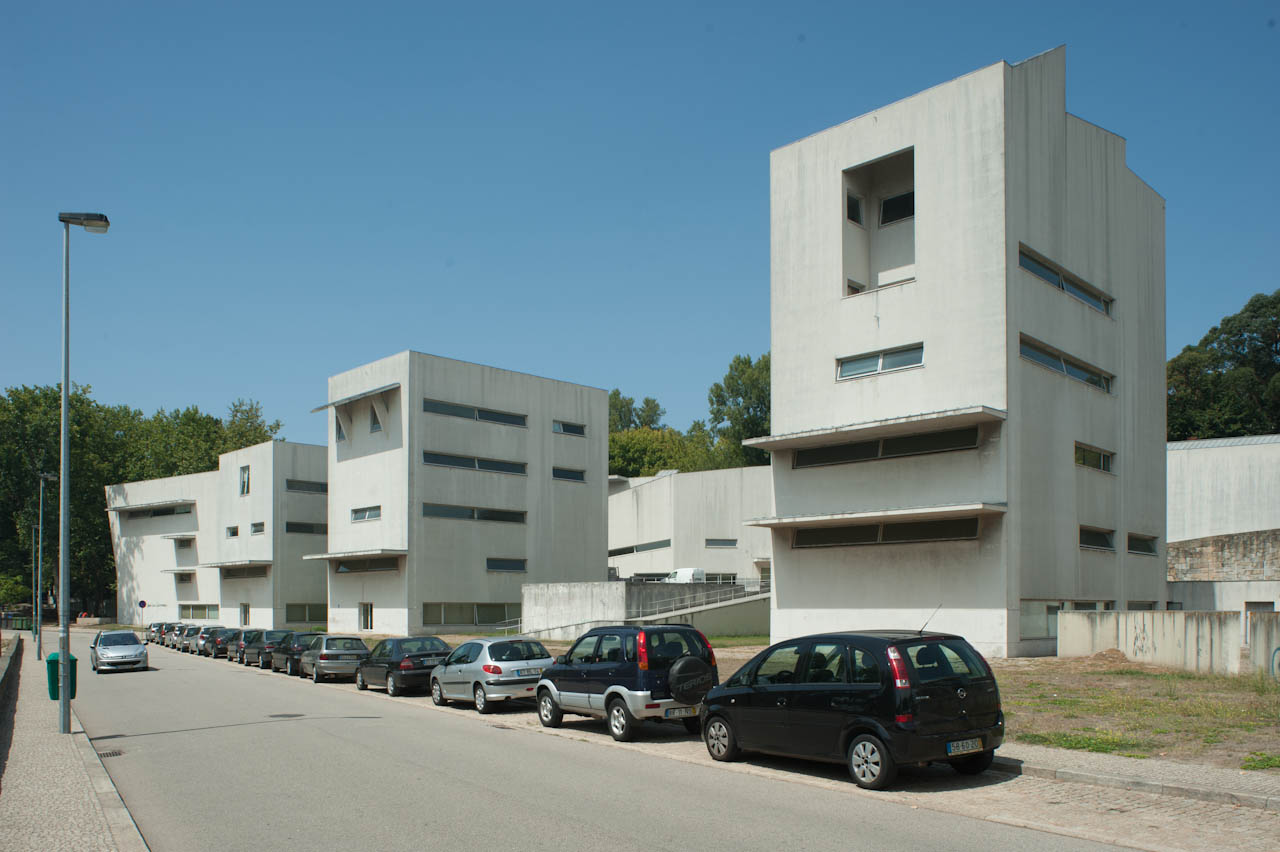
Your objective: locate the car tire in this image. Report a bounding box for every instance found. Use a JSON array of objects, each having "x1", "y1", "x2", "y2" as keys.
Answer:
[
  {"x1": 387, "y1": 673, "x2": 401, "y2": 697},
  {"x1": 607, "y1": 698, "x2": 638, "y2": 742},
  {"x1": 682, "y1": 717, "x2": 702, "y2": 735},
  {"x1": 537, "y1": 690, "x2": 562, "y2": 727},
  {"x1": 260, "y1": 656, "x2": 269, "y2": 669},
  {"x1": 848, "y1": 734, "x2": 897, "y2": 790},
  {"x1": 704, "y1": 716, "x2": 740, "y2": 761},
  {"x1": 313, "y1": 666, "x2": 322, "y2": 683},
  {"x1": 474, "y1": 685, "x2": 492, "y2": 714},
  {"x1": 287, "y1": 659, "x2": 297, "y2": 676},
  {"x1": 950, "y1": 749, "x2": 995, "y2": 776},
  {"x1": 431, "y1": 679, "x2": 448, "y2": 706},
  {"x1": 356, "y1": 670, "x2": 368, "y2": 690}
]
